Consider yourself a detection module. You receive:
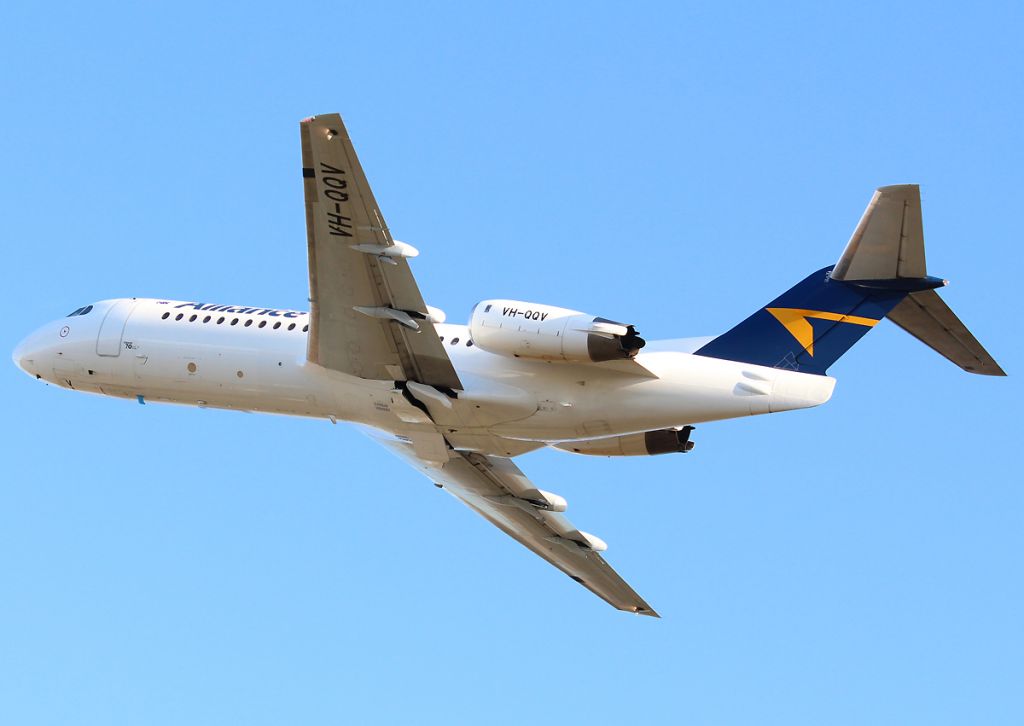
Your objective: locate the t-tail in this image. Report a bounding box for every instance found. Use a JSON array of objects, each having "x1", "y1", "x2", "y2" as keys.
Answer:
[{"x1": 695, "y1": 185, "x2": 1005, "y2": 376}]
